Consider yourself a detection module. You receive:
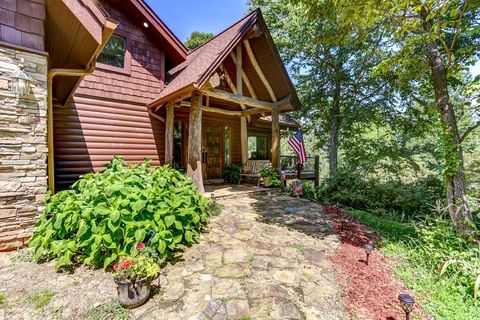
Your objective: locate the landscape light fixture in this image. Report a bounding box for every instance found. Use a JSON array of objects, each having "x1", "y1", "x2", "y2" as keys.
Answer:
[
  {"x1": 363, "y1": 243, "x2": 373, "y2": 265},
  {"x1": 398, "y1": 293, "x2": 415, "y2": 320},
  {"x1": 211, "y1": 193, "x2": 216, "y2": 206},
  {"x1": 11, "y1": 59, "x2": 32, "y2": 97}
]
